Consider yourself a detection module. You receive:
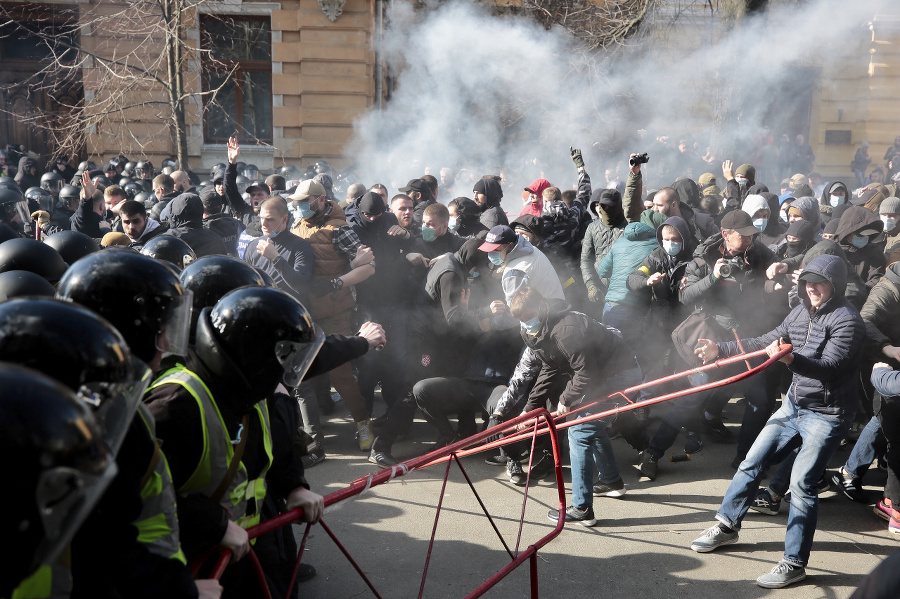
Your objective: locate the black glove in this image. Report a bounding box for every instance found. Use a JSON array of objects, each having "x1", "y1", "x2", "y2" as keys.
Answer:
[
  {"x1": 484, "y1": 414, "x2": 504, "y2": 444},
  {"x1": 308, "y1": 278, "x2": 337, "y2": 298},
  {"x1": 570, "y1": 147, "x2": 584, "y2": 169}
]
